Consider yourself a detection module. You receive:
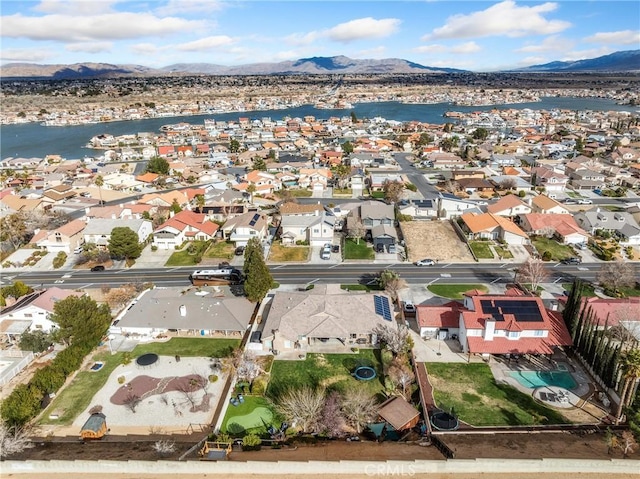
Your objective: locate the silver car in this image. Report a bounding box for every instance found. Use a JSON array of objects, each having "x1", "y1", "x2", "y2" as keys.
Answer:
[{"x1": 415, "y1": 258, "x2": 436, "y2": 266}]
